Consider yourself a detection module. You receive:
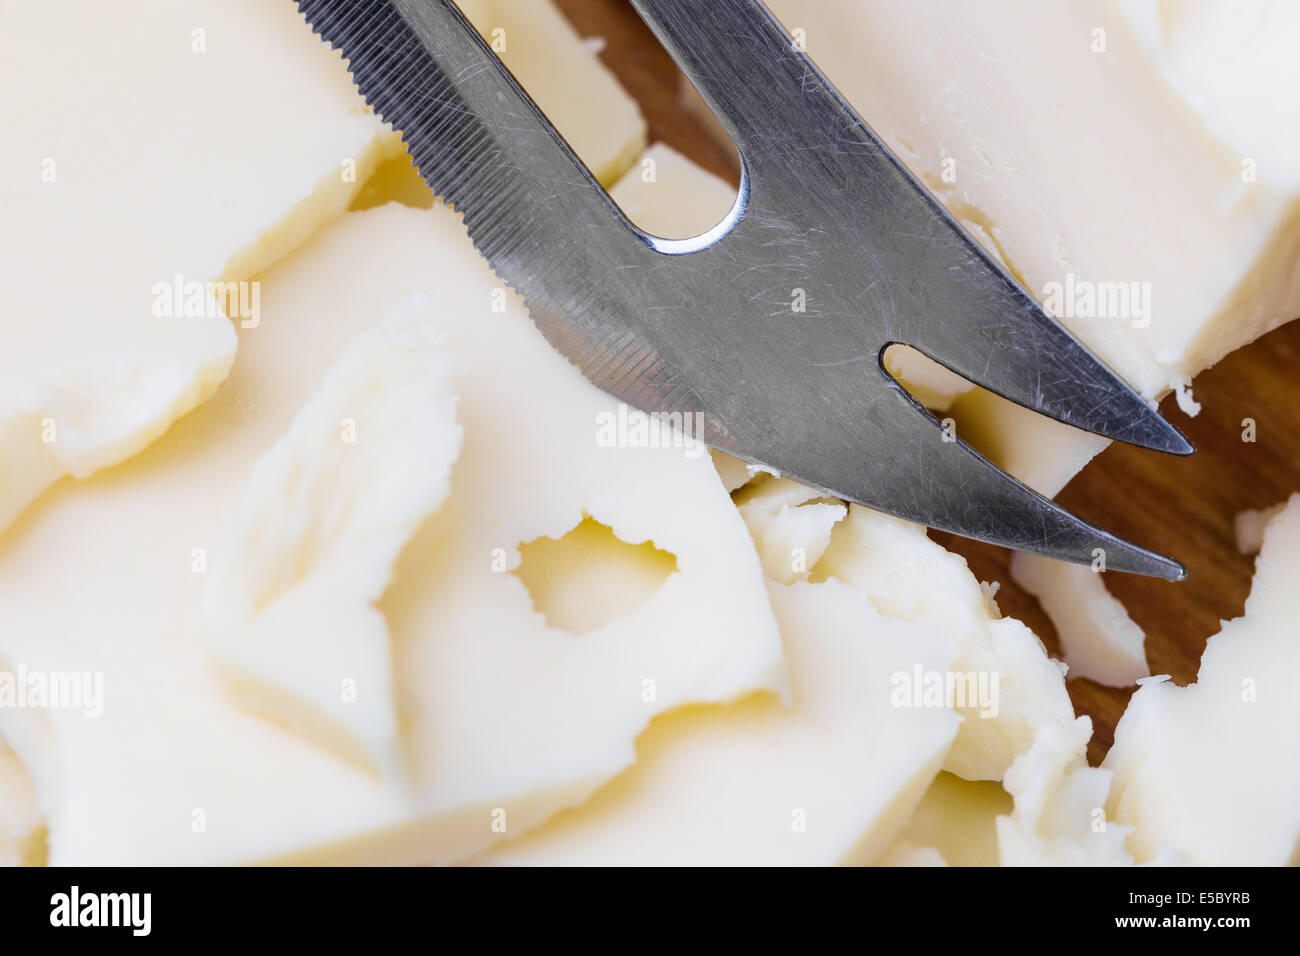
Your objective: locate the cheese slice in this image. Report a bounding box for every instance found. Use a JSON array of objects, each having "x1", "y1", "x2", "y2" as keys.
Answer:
[
  {"x1": 0, "y1": 0, "x2": 400, "y2": 533},
  {"x1": 1011, "y1": 554, "x2": 1148, "y2": 687},
  {"x1": 814, "y1": 505, "x2": 1074, "y2": 780},
  {"x1": 476, "y1": 577, "x2": 959, "y2": 866},
  {"x1": 996, "y1": 717, "x2": 1133, "y2": 866},
  {"x1": 203, "y1": 297, "x2": 463, "y2": 780},
  {"x1": 473, "y1": 466, "x2": 959, "y2": 866},
  {"x1": 1104, "y1": 494, "x2": 1300, "y2": 865},
  {"x1": 0, "y1": 201, "x2": 783, "y2": 866},
  {"x1": 763, "y1": 0, "x2": 1300, "y2": 496}
]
